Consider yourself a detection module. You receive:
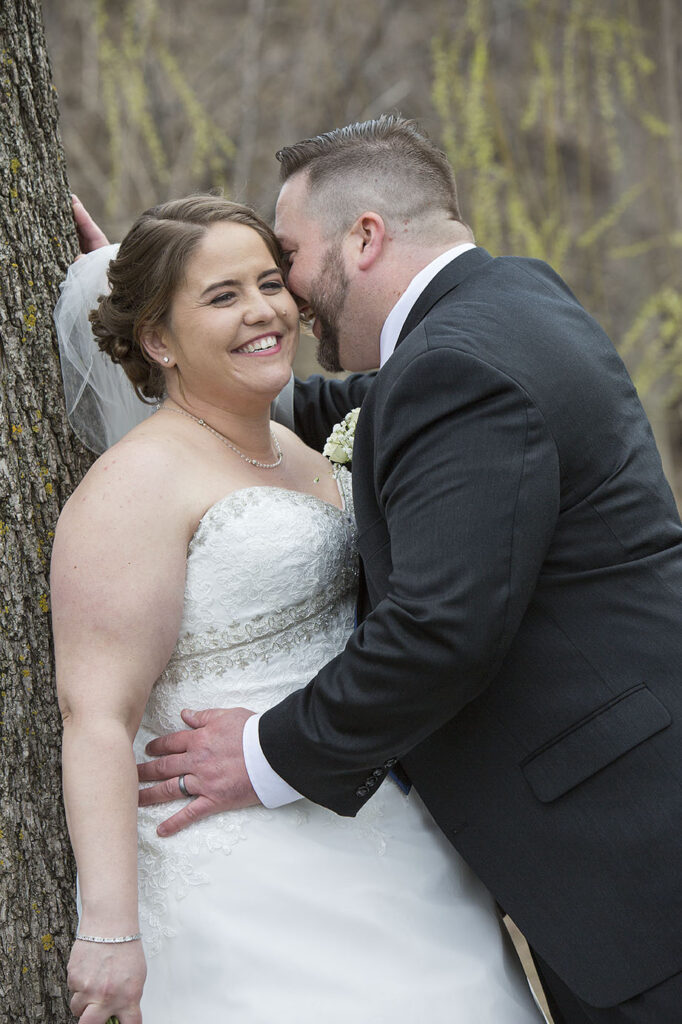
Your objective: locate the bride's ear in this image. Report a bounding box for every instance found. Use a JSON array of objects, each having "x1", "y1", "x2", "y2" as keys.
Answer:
[{"x1": 140, "y1": 327, "x2": 175, "y2": 368}]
